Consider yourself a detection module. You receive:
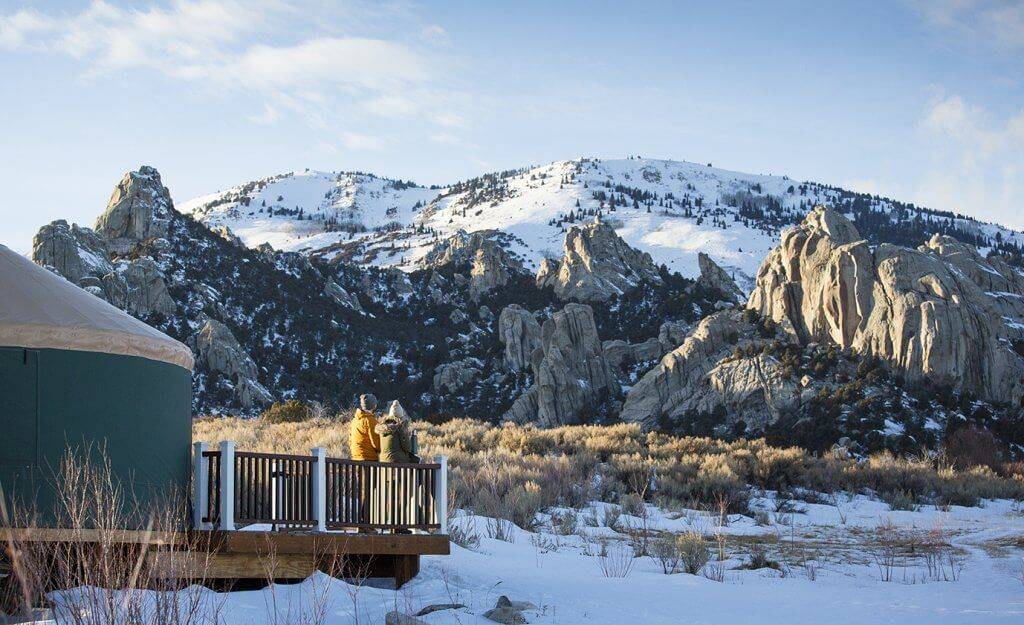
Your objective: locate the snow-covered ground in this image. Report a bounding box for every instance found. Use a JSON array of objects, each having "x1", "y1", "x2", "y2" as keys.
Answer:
[{"x1": 49, "y1": 494, "x2": 1024, "y2": 624}]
